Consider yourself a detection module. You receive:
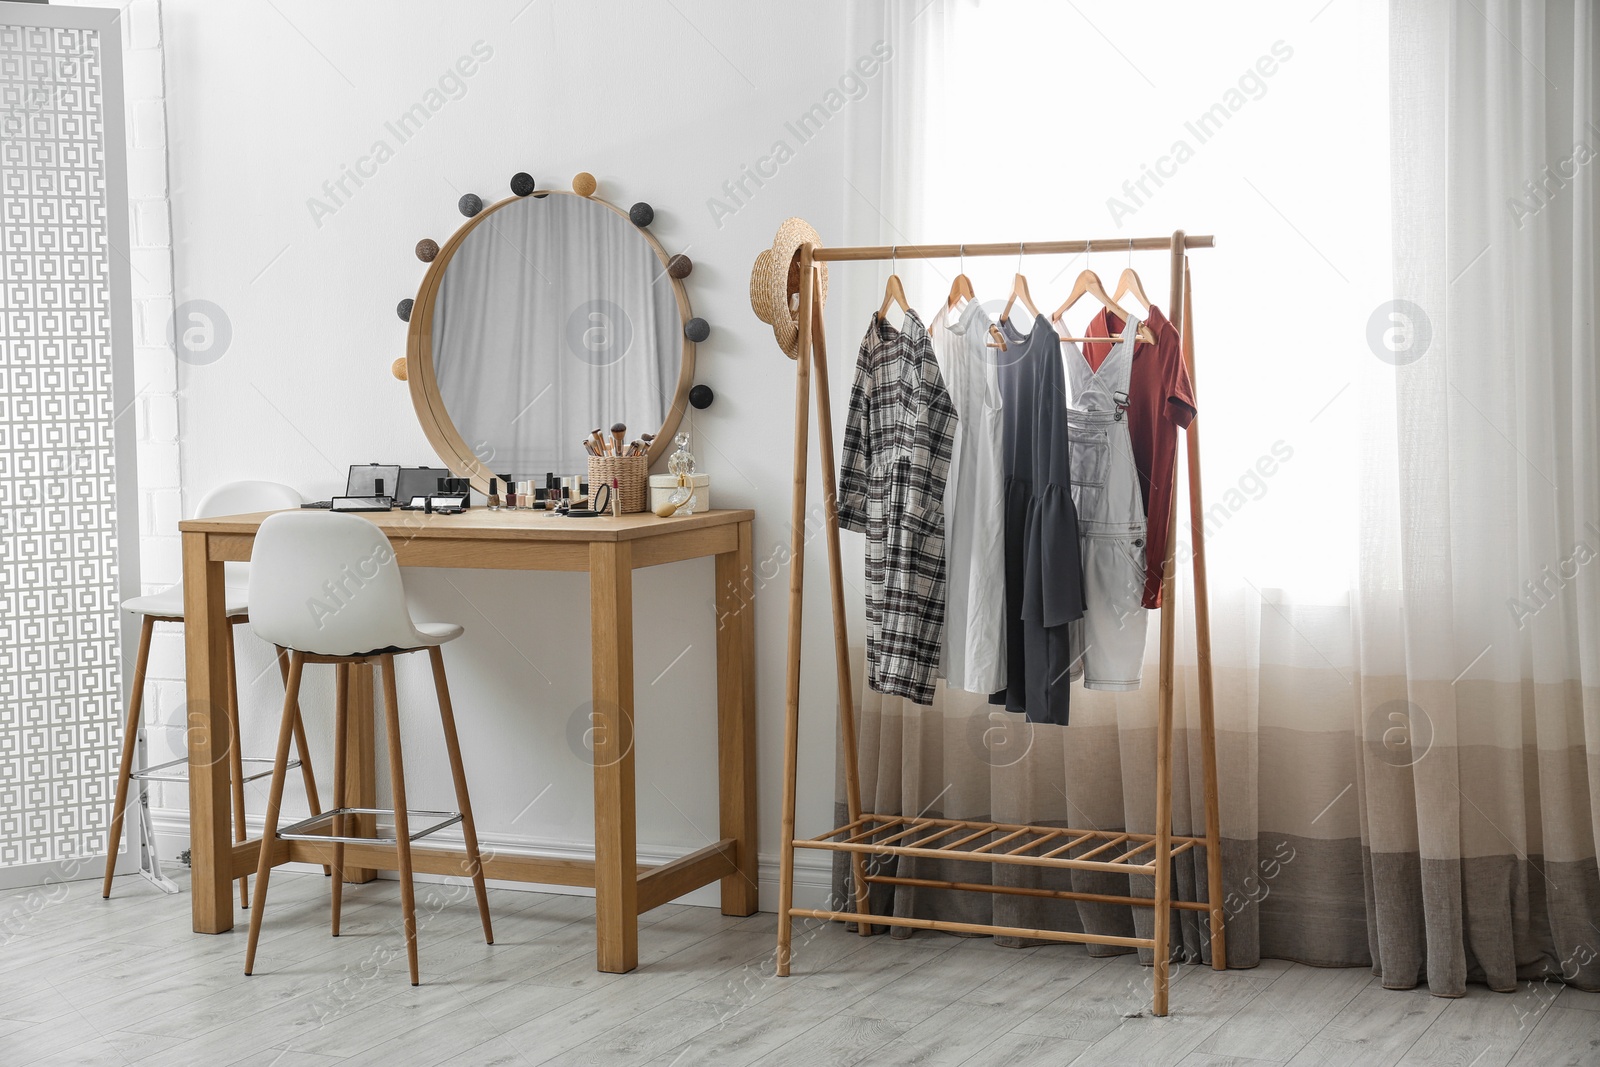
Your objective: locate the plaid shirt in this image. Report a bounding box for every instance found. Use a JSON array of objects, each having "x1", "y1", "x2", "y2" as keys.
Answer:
[{"x1": 838, "y1": 311, "x2": 957, "y2": 705}]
